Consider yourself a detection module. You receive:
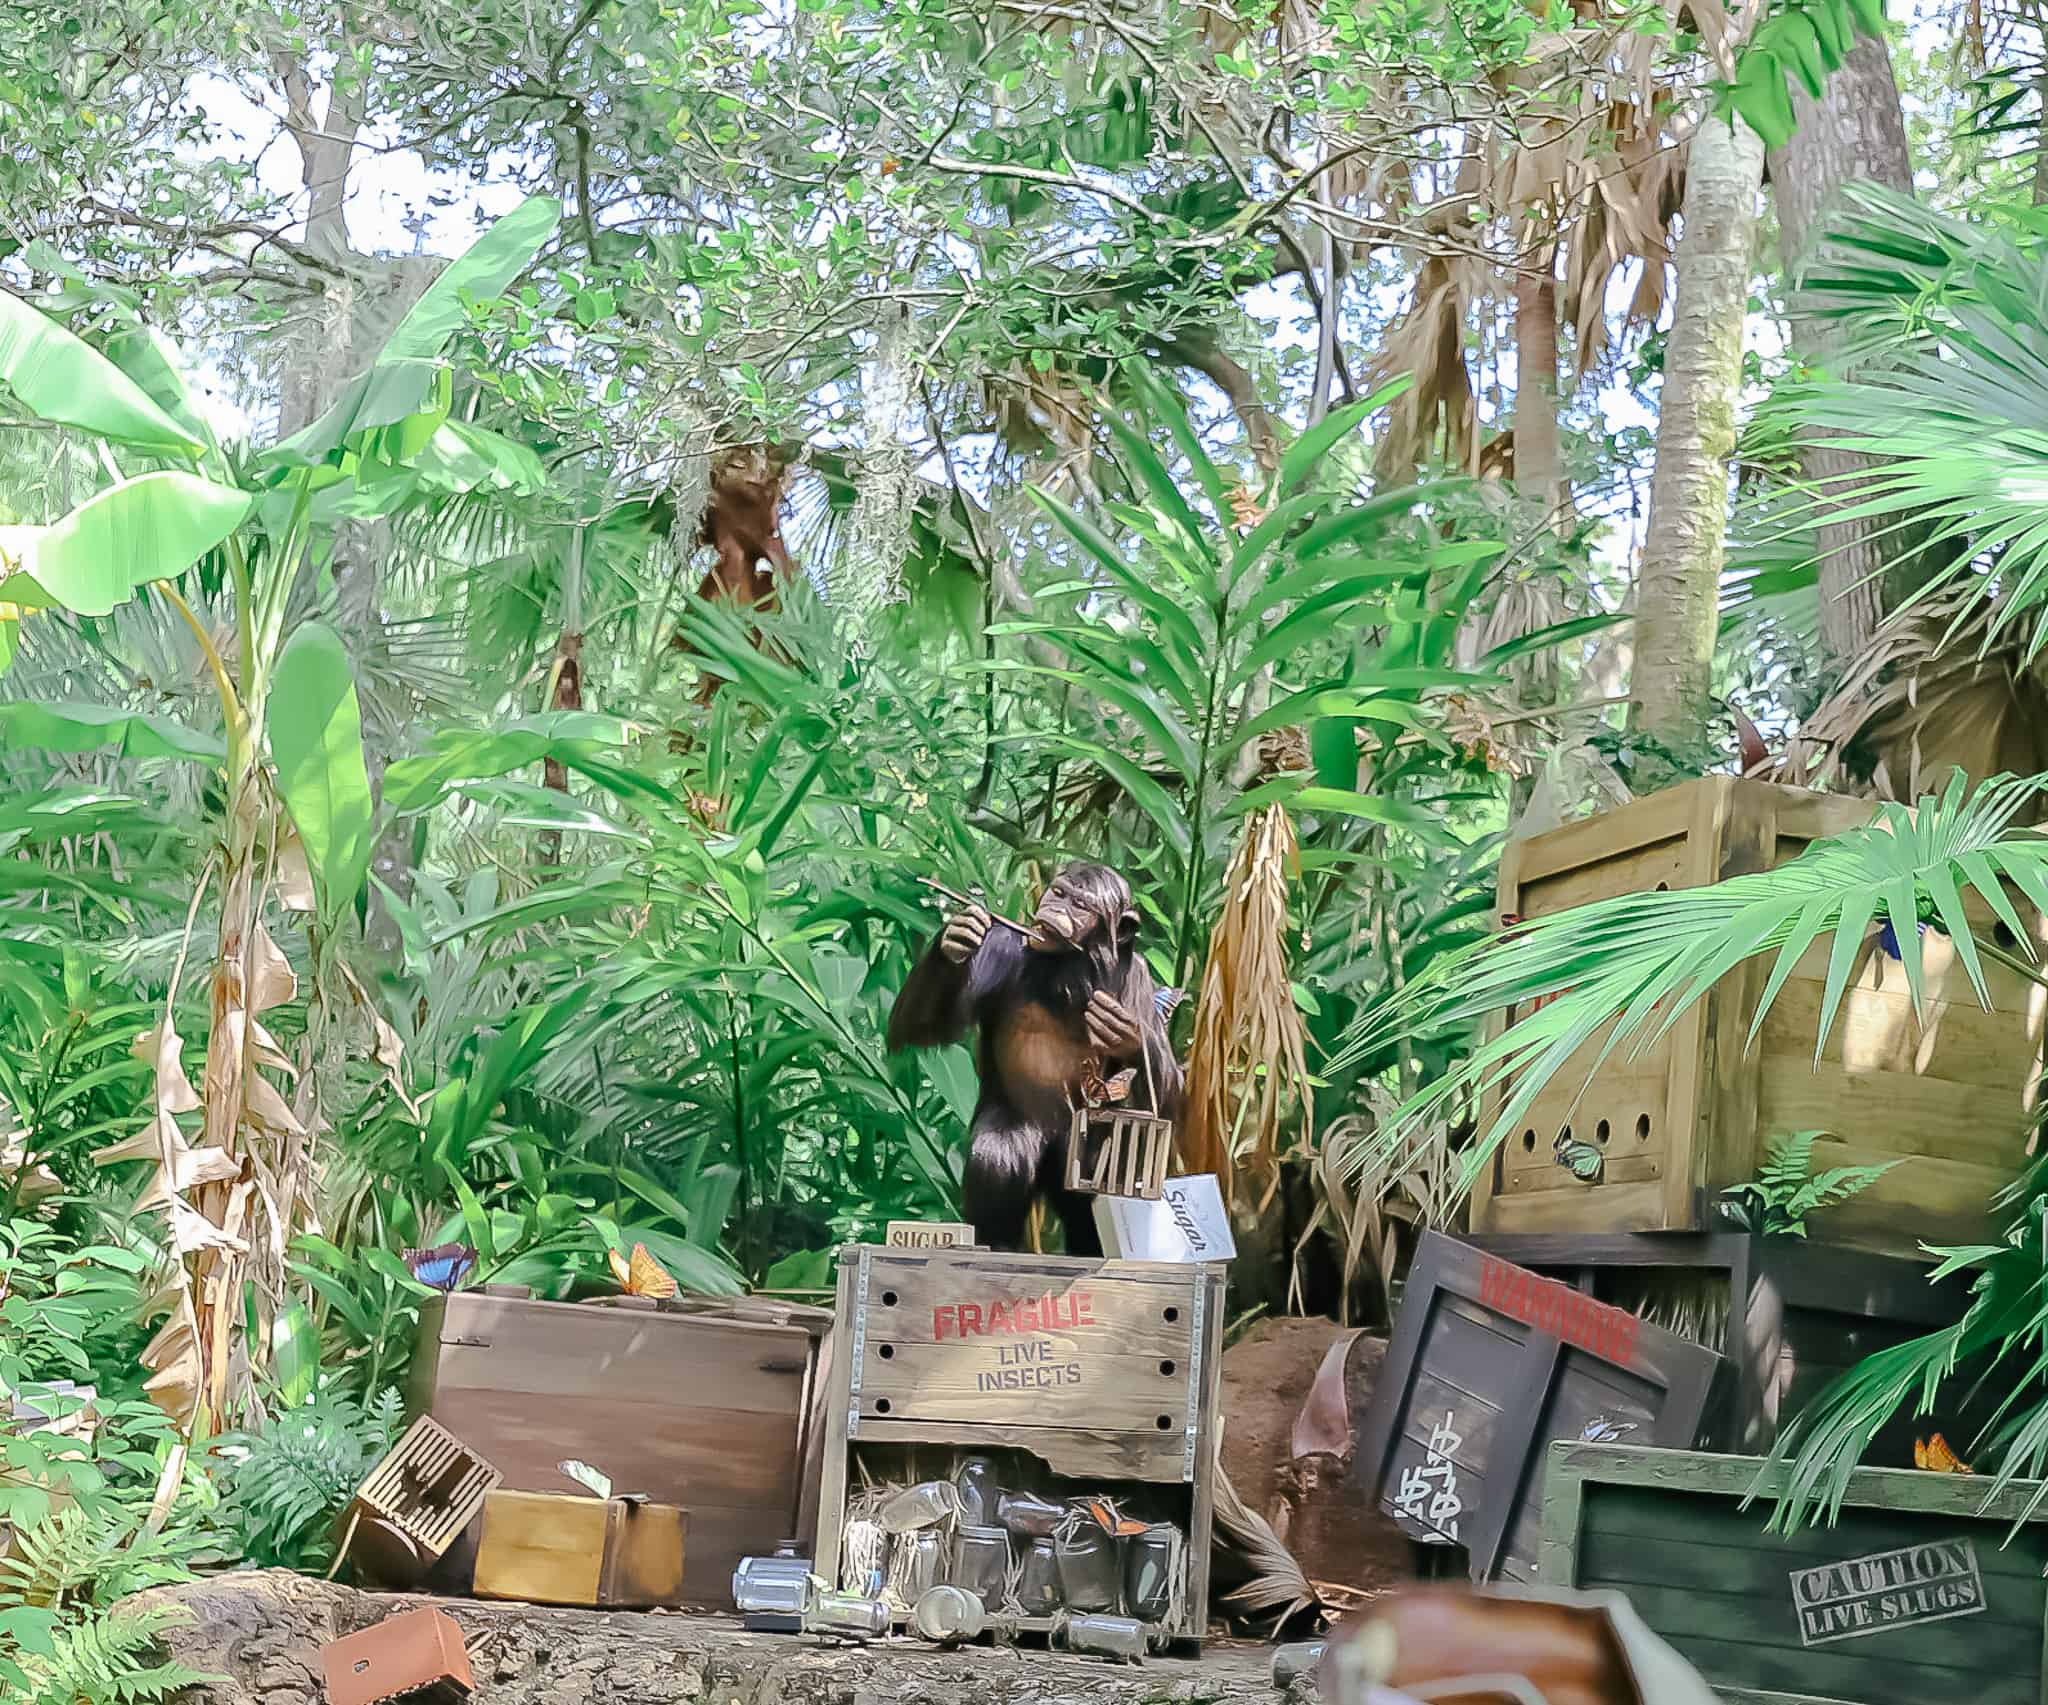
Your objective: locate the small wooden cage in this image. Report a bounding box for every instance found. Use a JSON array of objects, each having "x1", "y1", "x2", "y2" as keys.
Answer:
[
  {"x1": 1064, "y1": 1107, "x2": 1173, "y2": 1200},
  {"x1": 348, "y1": 1413, "x2": 501, "y2": 1563}
]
